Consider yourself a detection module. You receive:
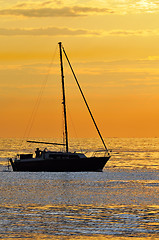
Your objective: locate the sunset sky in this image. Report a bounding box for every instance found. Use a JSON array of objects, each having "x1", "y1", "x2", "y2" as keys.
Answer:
[{"x1": 0, "y1": 0, "x2": 159, "y2": 138}]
